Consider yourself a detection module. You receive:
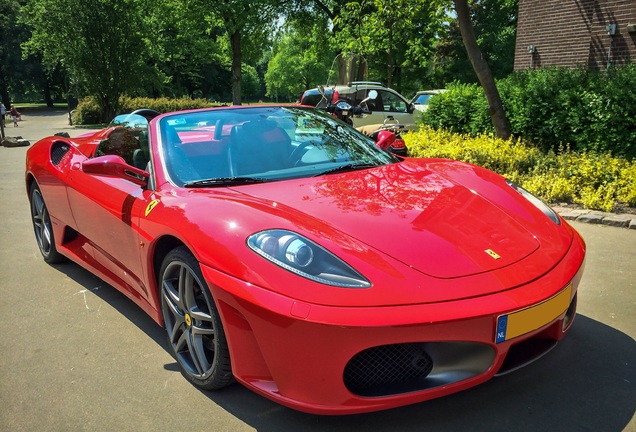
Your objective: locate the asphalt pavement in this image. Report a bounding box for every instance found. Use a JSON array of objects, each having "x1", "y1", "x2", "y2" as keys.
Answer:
[{"x1": 1, "y1": 111, "x2": 634, "y2": 431}]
